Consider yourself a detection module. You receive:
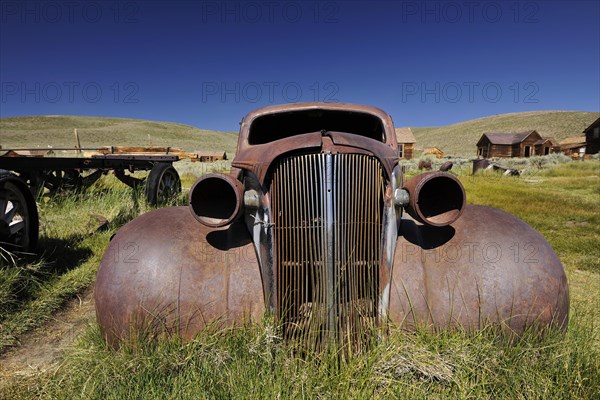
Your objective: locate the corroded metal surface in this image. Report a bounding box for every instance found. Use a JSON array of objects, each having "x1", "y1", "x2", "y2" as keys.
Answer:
[
  {"x1": 232, "y1": 103, "x2": 399, "y2": 182},
  {"x1": 270, "y1": 153, "x2": 384, "y2": 351},
  {"x1": 95, "y1": 102, "x2": 569, "y2": 348},
  {"x1": 189, "y1": 173, "x2": 244, "y2": 228},
  {"x1": 389, "y1": 204, "x2": 569, "y2": 333},
  {"x1": 95, "y1": 206, "x2": 264, "y2": 347},
  {"x1": 402, "y1": 172, "x2": 465, "y2": 227}
]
